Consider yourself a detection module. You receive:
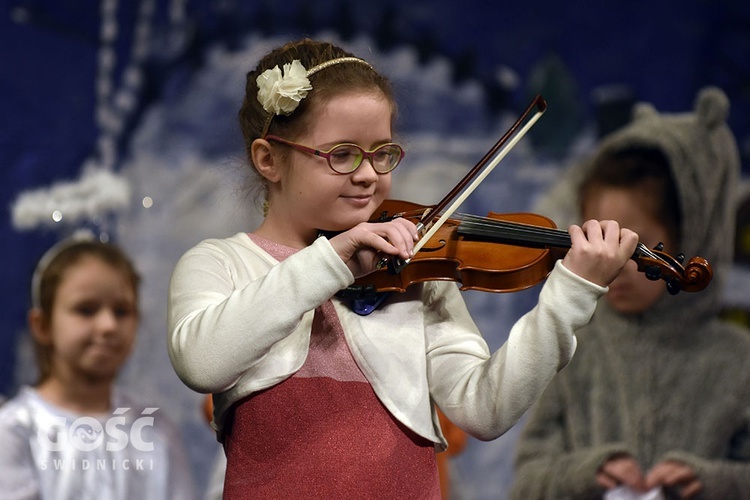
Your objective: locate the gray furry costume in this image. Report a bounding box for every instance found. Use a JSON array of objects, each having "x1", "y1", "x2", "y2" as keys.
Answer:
[{"x1": 511, "y1": 87, "x2": 750, "y2": 499}]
